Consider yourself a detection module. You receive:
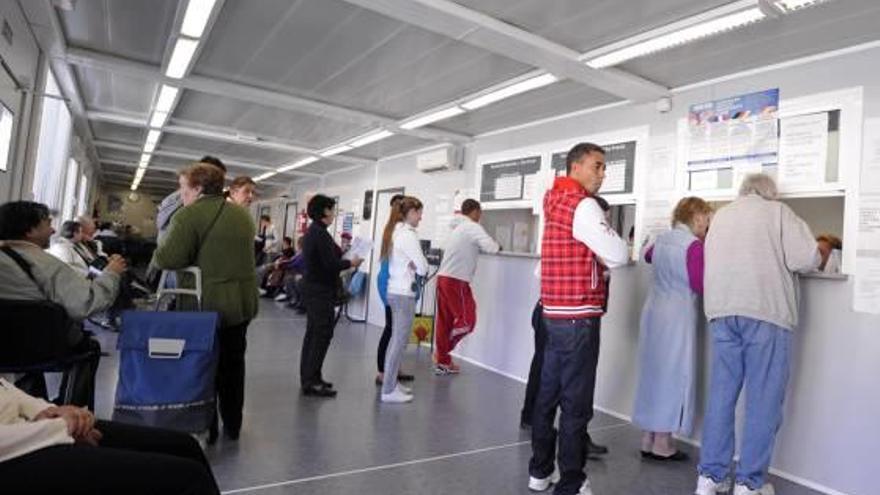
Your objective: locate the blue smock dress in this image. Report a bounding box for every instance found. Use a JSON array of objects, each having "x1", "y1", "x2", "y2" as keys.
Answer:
[{"x1": 632, "y1": 224, "x2": 702, "y2": 435}]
